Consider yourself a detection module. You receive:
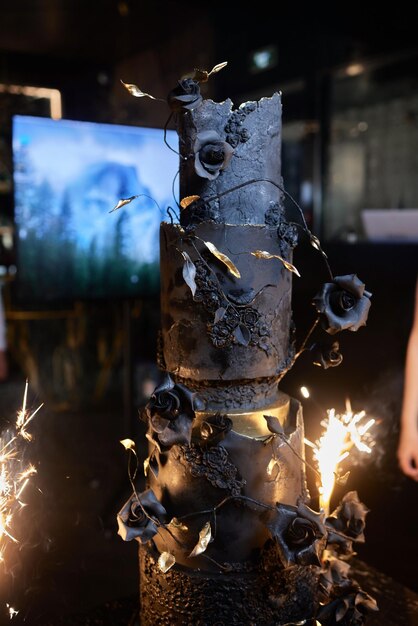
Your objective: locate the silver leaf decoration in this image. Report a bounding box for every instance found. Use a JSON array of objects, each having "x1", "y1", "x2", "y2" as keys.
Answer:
[
  {"x1": 181, "y1": 251, "x2": 197, "y2": 297},
  {"x1": 189, "y1": 521, "x2": 212, "y2": 557},
  {"x1": 209, "y1": 61, "x2": 228, "y2": 76},
  {"x1": 169, "y1": 517, "x2": 189, "y2": 532},
  {"x1": 158, "y1": 551, "x2": 176, "y2": 573},
  {"x1": 263, "y1": 414, "x2": 285, "y2": 435},
  {"x1": 214, "y1": 307, "x2": 226, "y2": 324},
  {"x1": 267, "y1": 458, "x2": 279, "y2": 476},
  {"x1": 110, "y1": 195, "x2": 139, "y2": 213},
  {"x1": 233, "y1": 324, "x2": 251, "y2": 346}
]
